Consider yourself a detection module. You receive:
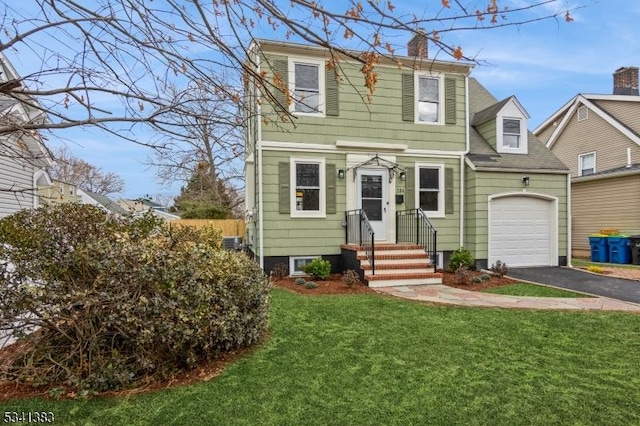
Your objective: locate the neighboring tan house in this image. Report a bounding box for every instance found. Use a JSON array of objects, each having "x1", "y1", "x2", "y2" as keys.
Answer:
[
  {"x1": 245, "y1": 37, "x2": 569, "y2": 286},
  {"x1": 117, "y1": 198, "x2": 181, "y2": 220},
  {"x1": 37, "y1": 179, "x2": 80, "y2": 205},
  {"x1": 0, "y1": 52, "x2": 52, "y2": 216},
  {"x1": 534, "y1": 67, "x2": 640, "y2": 257},
  {"x1": 77, "y1": 188, "x2": 128, "y2": 216}
]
